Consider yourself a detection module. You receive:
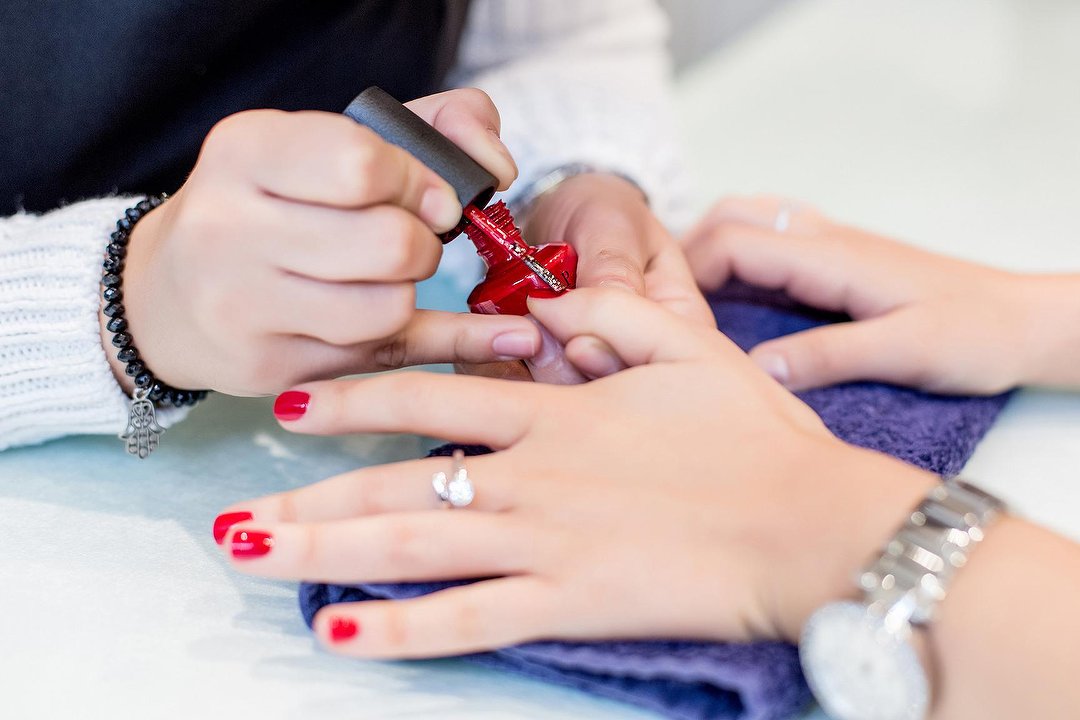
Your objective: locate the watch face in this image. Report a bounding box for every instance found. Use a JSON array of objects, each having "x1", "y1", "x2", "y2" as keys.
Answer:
[{"x1": 800, "y1": 601, "x2": 929, "y2": 720}]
